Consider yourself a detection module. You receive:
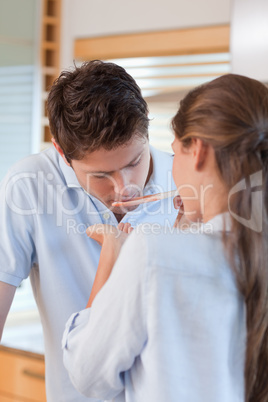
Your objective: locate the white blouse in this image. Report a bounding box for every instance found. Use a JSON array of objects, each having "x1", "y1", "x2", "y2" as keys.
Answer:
[{"x1": 62, "y1": 216, "x2": 246, "y2": 402}]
